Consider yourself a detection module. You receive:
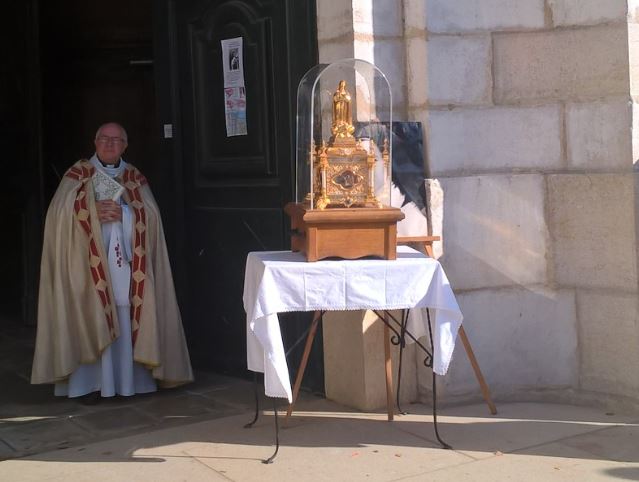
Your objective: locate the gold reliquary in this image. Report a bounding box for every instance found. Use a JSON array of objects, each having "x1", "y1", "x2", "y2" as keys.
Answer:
[
  {"x1": 287, "y1": 59, "x2": 404, "y2": 261},
  {"x1": 310, "y1": 80, "x2": 389, "y2": 210}
]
